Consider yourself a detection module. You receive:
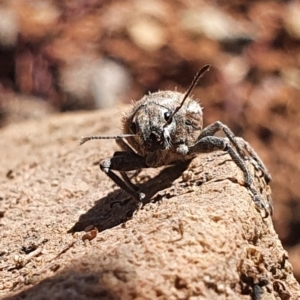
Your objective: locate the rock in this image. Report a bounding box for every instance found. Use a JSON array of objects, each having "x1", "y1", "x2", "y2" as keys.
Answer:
[{"x1": 1, "y1": 107, "x2": 299, "y2": 299}]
